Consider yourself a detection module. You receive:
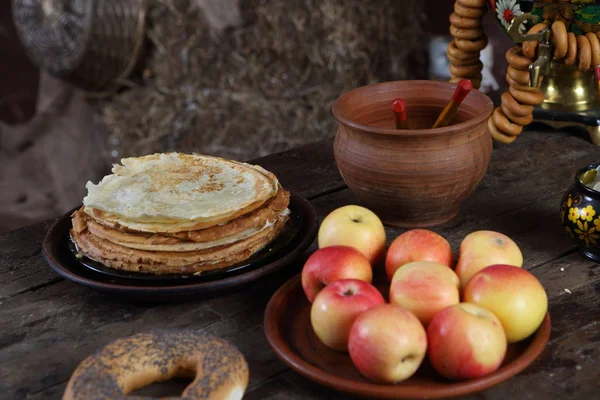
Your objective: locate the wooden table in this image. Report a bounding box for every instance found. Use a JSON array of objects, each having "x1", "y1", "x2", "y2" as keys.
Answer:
[{"x1": 1, "y1": 130, "x2": 599, "y2": 399}]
